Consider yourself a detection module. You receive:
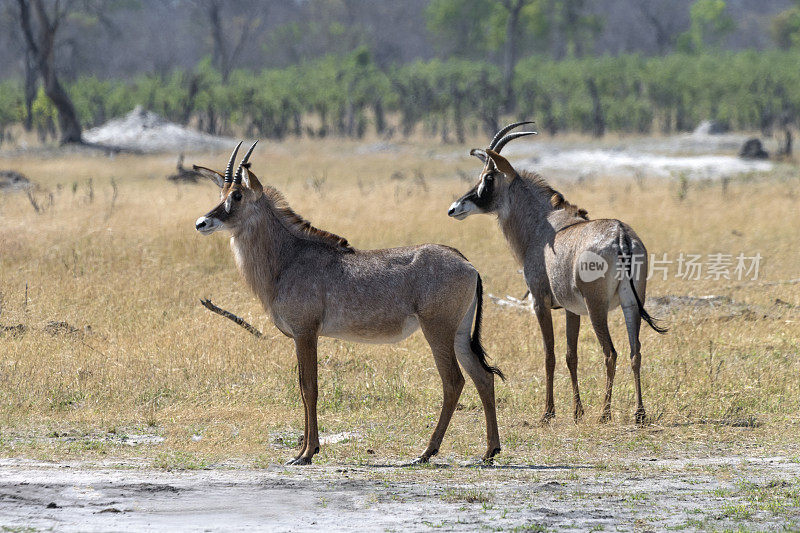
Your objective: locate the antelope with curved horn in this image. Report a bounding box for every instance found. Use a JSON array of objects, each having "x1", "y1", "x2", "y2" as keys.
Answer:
[
  {"x1": 448, "y1": 122, "x2": 666, "y2": 425},
  {"x1": 193, "y1": 142, "x2": 504, "y2": 465}
]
